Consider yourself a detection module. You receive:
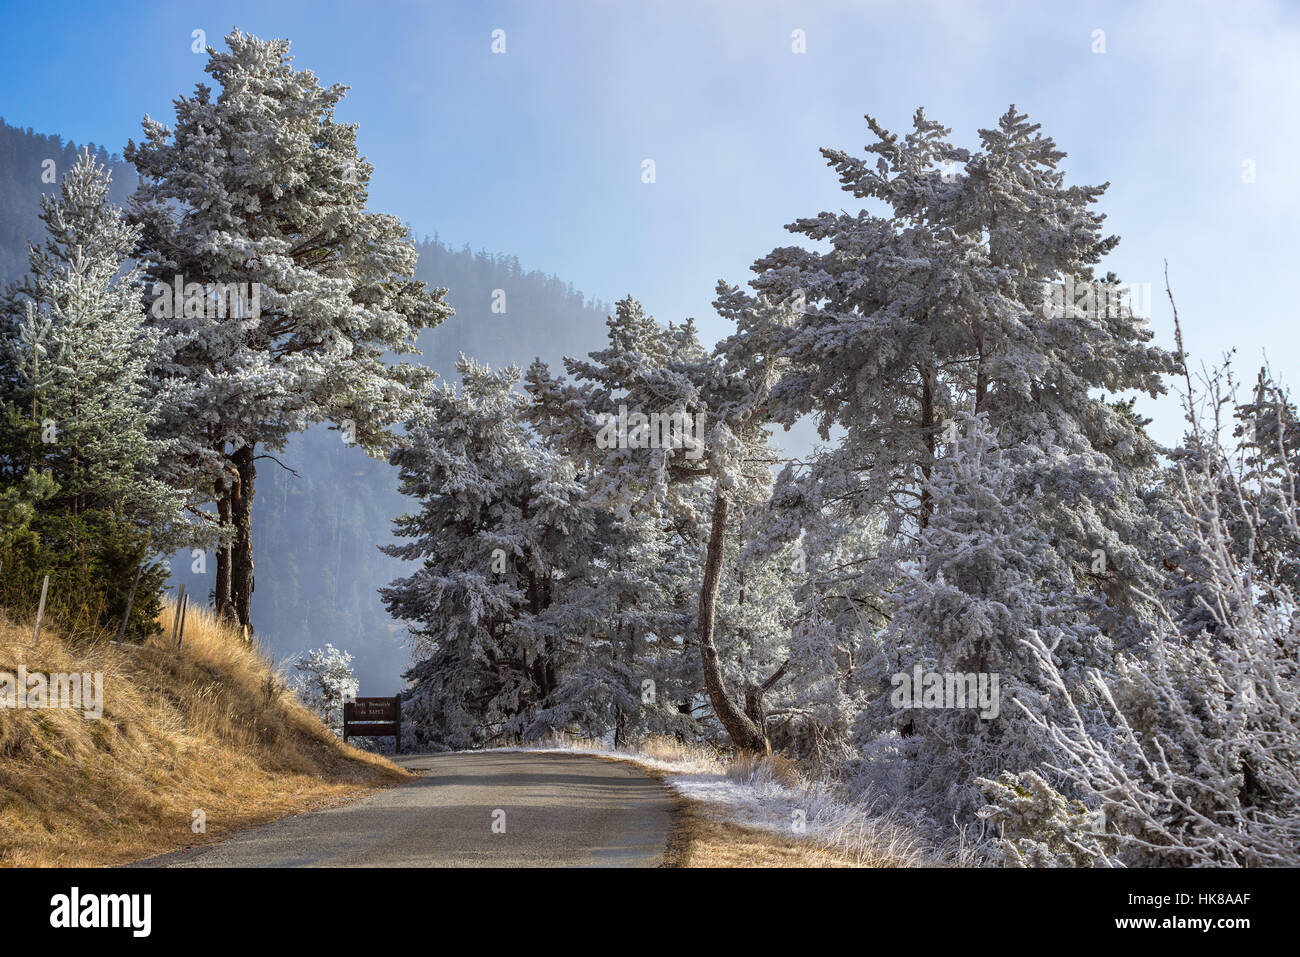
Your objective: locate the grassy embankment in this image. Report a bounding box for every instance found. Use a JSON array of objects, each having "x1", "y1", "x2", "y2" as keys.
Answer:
[{"x1": 0, "y1": 600, "x2": 407, "y2": 867}]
